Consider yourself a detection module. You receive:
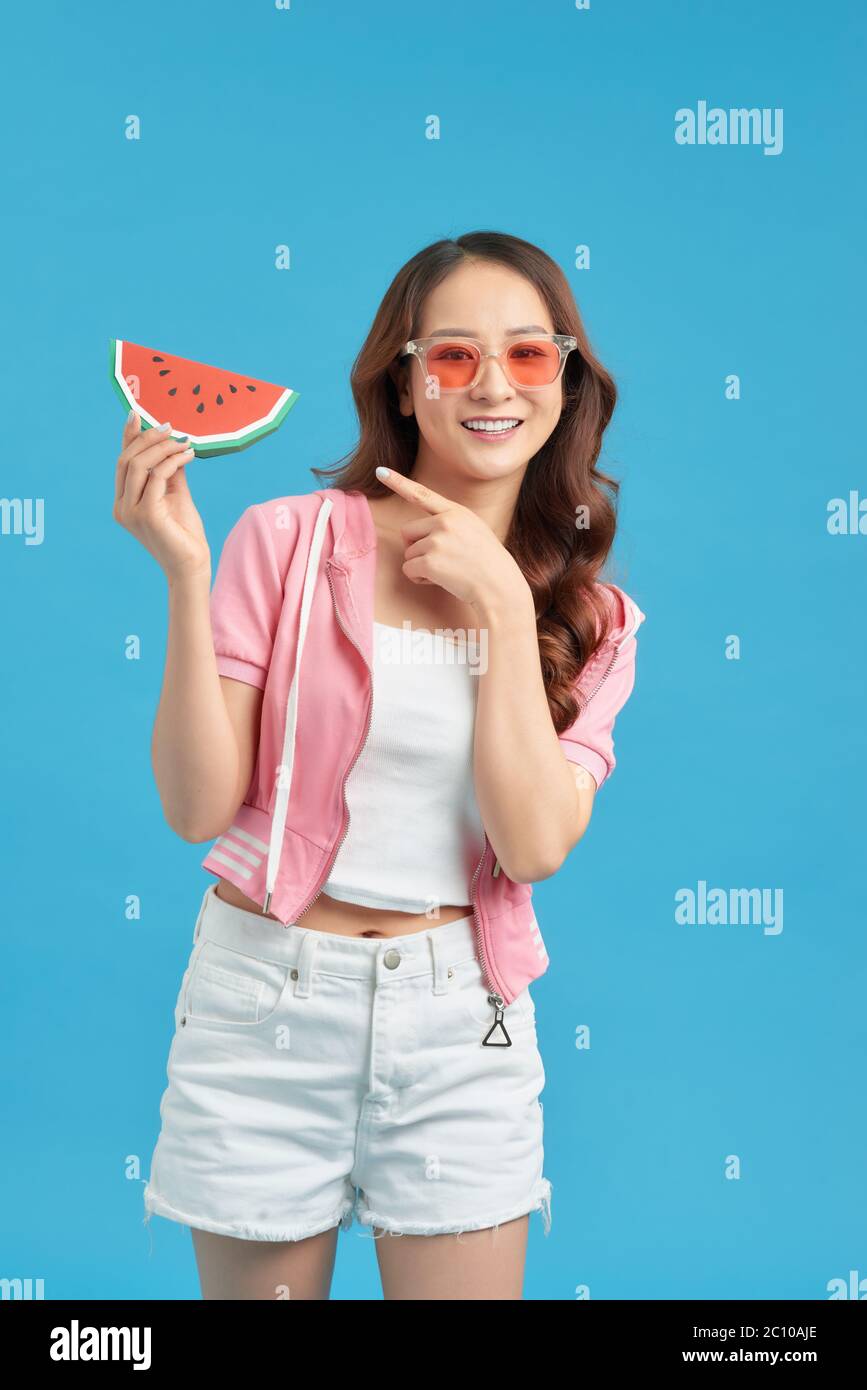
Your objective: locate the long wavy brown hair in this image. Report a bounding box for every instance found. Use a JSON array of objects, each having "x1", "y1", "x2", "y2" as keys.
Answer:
[{"x1": 311, "y1": 230, "x2": 622, "y2": 734}]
